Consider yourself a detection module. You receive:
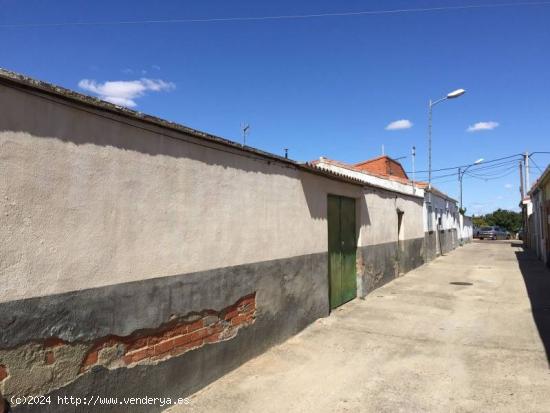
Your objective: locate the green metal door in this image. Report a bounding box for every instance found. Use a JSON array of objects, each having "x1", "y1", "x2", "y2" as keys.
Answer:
[{"x1": 328, "y1": 195, "x2": 357, "y2": 309}]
